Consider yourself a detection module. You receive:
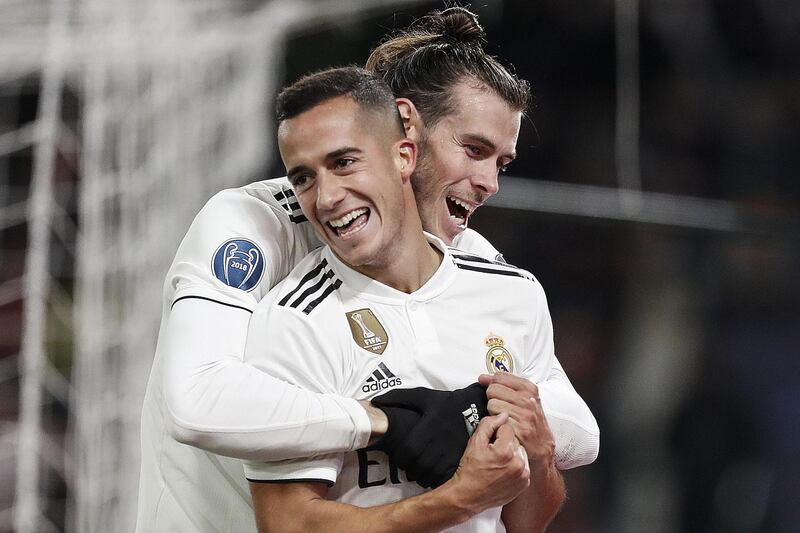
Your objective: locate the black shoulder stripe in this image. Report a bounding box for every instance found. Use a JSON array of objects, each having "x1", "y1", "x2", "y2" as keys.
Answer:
[
  {"x1": 171, "y1": 295, "x2": 253, "y2": 314},
  {"x1": 454, "y1": 263, "x2": 529, "y2": 278},
  {"x1": 272, "y1": 188, "x2": 295, "y2": 202},
  {"x1": 279, "y1": 259, "x2": 327, "y2": 306},
  {"x1": 273, "y1": 189, "x2": 308, "y2": 224},
  {"x1": 452, "y1": 258, "x2": 535, "y2": 281},
  {"x1": 450, "y1": 252, "x2": 506, "y2": 266},
  {"x1": 287, "y1": 269, "x2": 334, "y2": 309},
  {"x1": 302, "y1": 279, "x2": 342, "y2": 314},
  {"x1": 278, "y1": 260, "x2": 341, "y2": 314}
]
